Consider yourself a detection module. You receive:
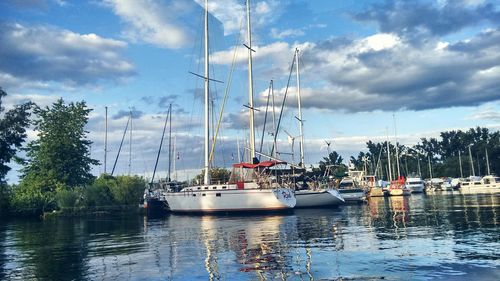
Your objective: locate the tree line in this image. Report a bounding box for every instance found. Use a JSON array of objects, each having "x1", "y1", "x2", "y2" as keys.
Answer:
[
  {"x1": 328, "y1": 127, "x2": 498, "y2": 180},
  {"x1": 0, "y1": 88, "x2": 145, "y2": 217}
]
